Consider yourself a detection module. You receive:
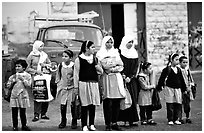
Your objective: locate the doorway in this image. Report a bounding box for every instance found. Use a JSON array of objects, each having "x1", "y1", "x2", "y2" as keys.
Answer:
[{"x1": 111, "y1": 4, "x2": 124, "y2": 48}]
